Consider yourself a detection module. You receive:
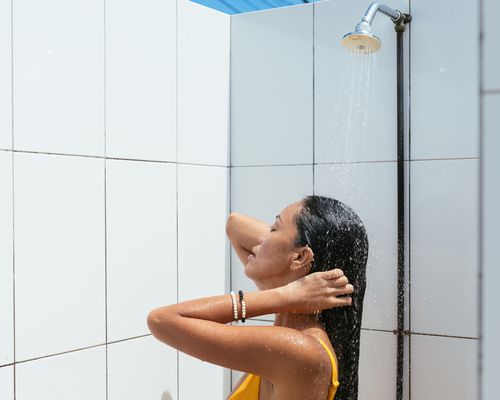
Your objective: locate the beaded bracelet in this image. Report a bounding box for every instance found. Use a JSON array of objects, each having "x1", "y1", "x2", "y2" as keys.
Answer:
[
  {"x1": 230, "y1": 291, "x2": 238, "y2": 321},
  {"x1": 238, "y1": 290, "x2": 246, "y2": 323}
]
